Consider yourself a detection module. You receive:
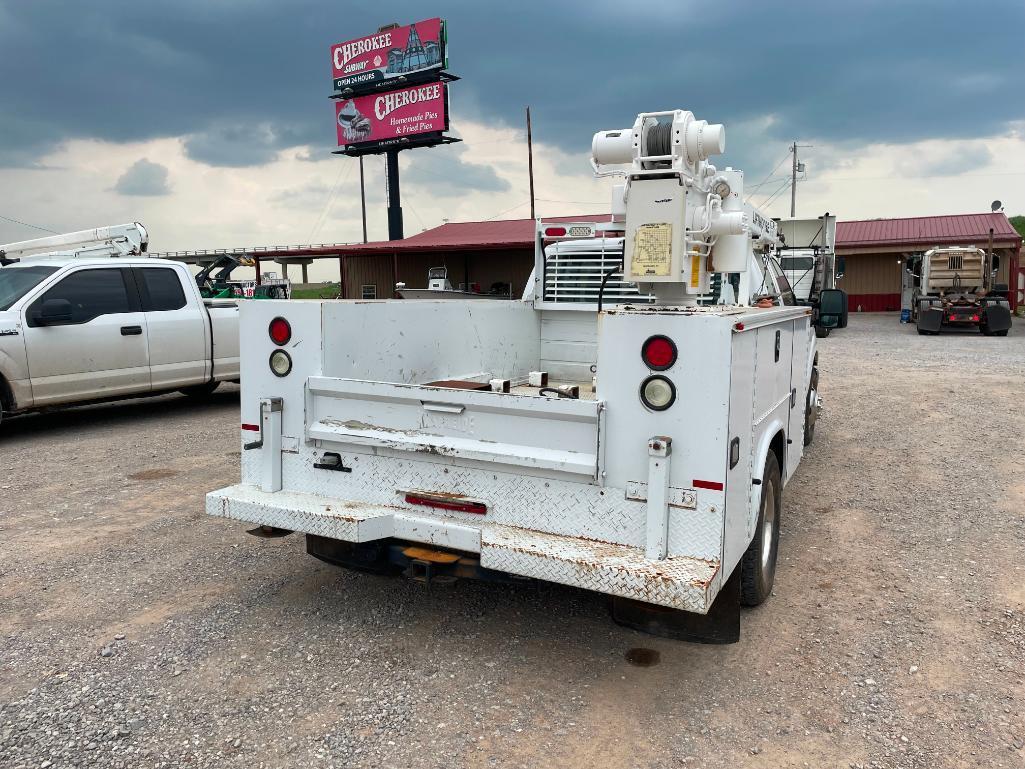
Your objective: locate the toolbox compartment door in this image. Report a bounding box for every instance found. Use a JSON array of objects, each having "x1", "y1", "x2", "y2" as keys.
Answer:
[{"x1": 306, "y1": 376, "x2": 604, "y2": 480}]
